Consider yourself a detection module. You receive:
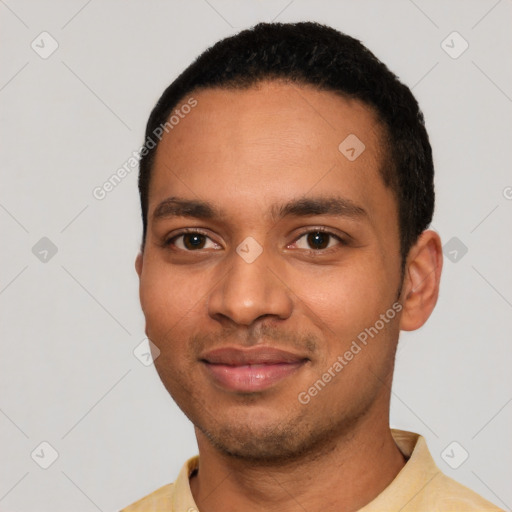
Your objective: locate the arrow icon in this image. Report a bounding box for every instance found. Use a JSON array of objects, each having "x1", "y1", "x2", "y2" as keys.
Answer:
[
  {"x1": 32, "y1": 237, "x2": 58, "y2": 262},
  {"x1": 134, "y1": 338, "x2": 160, "y2": 366},
  {"x1": 236, "y1": 237, "x2": 263, "y2": 263},
  {"x1": 441, "y1": 31, "x2": 469, "y2": 59},
  {"x1": 31, "y1": 31, "x2": 59, "y2": 60},
  {"x1": 339, "y1": 134, "x2": 365, "y2": 161},
  {"x1": 441, "y1": 440, "x2": 468, "y2": 469},
  {"x1": 443, "y1": 237, "x2": 468, "y2": 263},
  {"x1": 31, "y1": 441, "x2": 59, "y2": 468}
]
